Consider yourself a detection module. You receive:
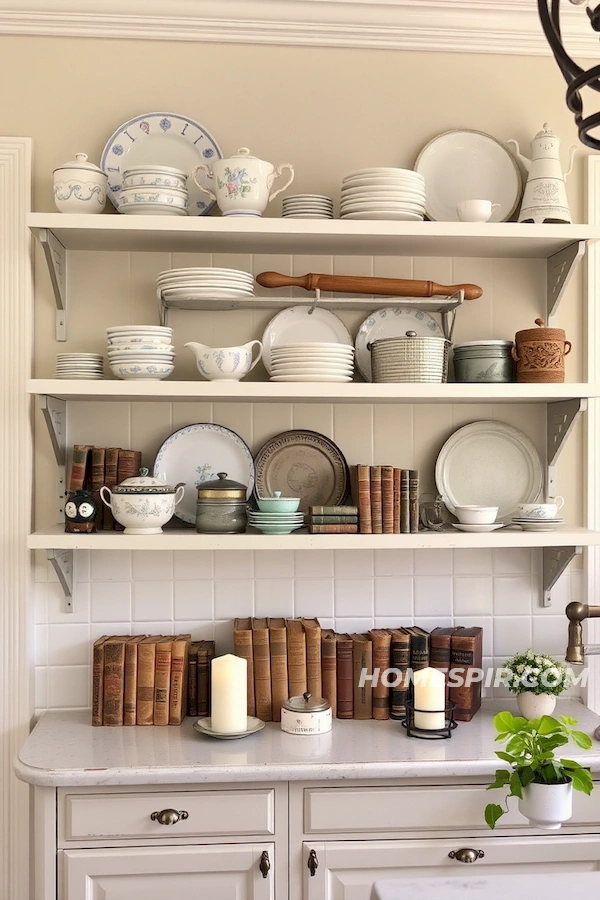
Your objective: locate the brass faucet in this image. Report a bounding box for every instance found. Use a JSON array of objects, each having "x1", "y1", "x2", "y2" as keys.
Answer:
[{"x1": 565, "y1": 602, "x2": 600, "y2": 664}]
